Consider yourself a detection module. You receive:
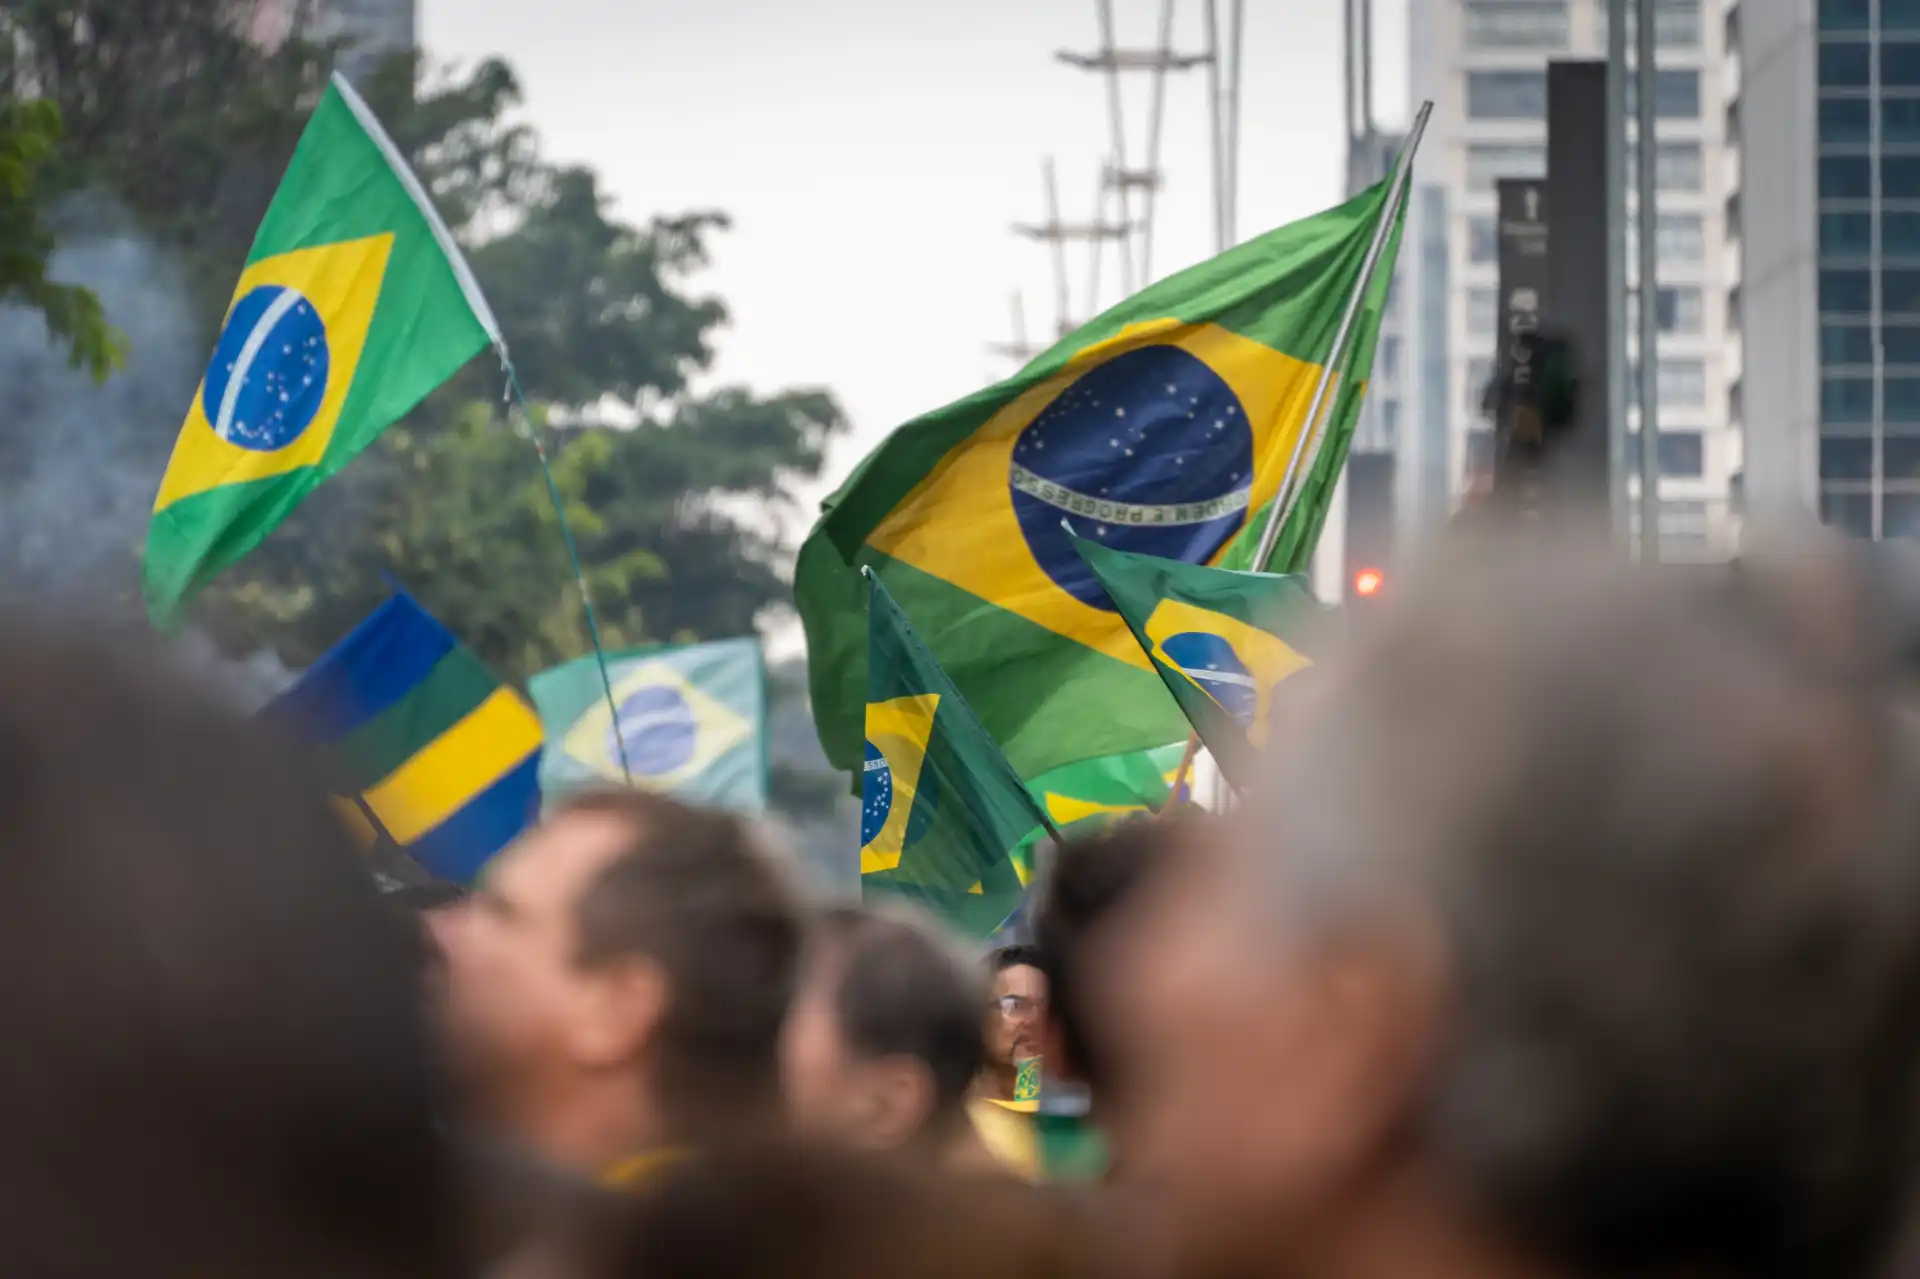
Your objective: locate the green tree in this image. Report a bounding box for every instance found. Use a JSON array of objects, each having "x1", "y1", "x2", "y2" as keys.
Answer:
[
  {"x1": 0, "y1": 98, "x2": 120, "y2": 379},
  {"x1": 0, "y1": 0, "x2": 335, "y2": 337},
  {"x1": 5, "y1": 6, "x2": 848, "y2": 694}
]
